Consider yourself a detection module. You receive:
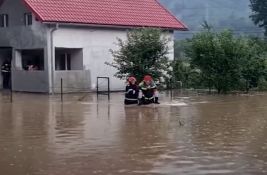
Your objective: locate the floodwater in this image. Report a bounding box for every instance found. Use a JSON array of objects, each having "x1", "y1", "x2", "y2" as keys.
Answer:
[{"x1": 0, "y1": 91, "x2": 267, "y2": 175}]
